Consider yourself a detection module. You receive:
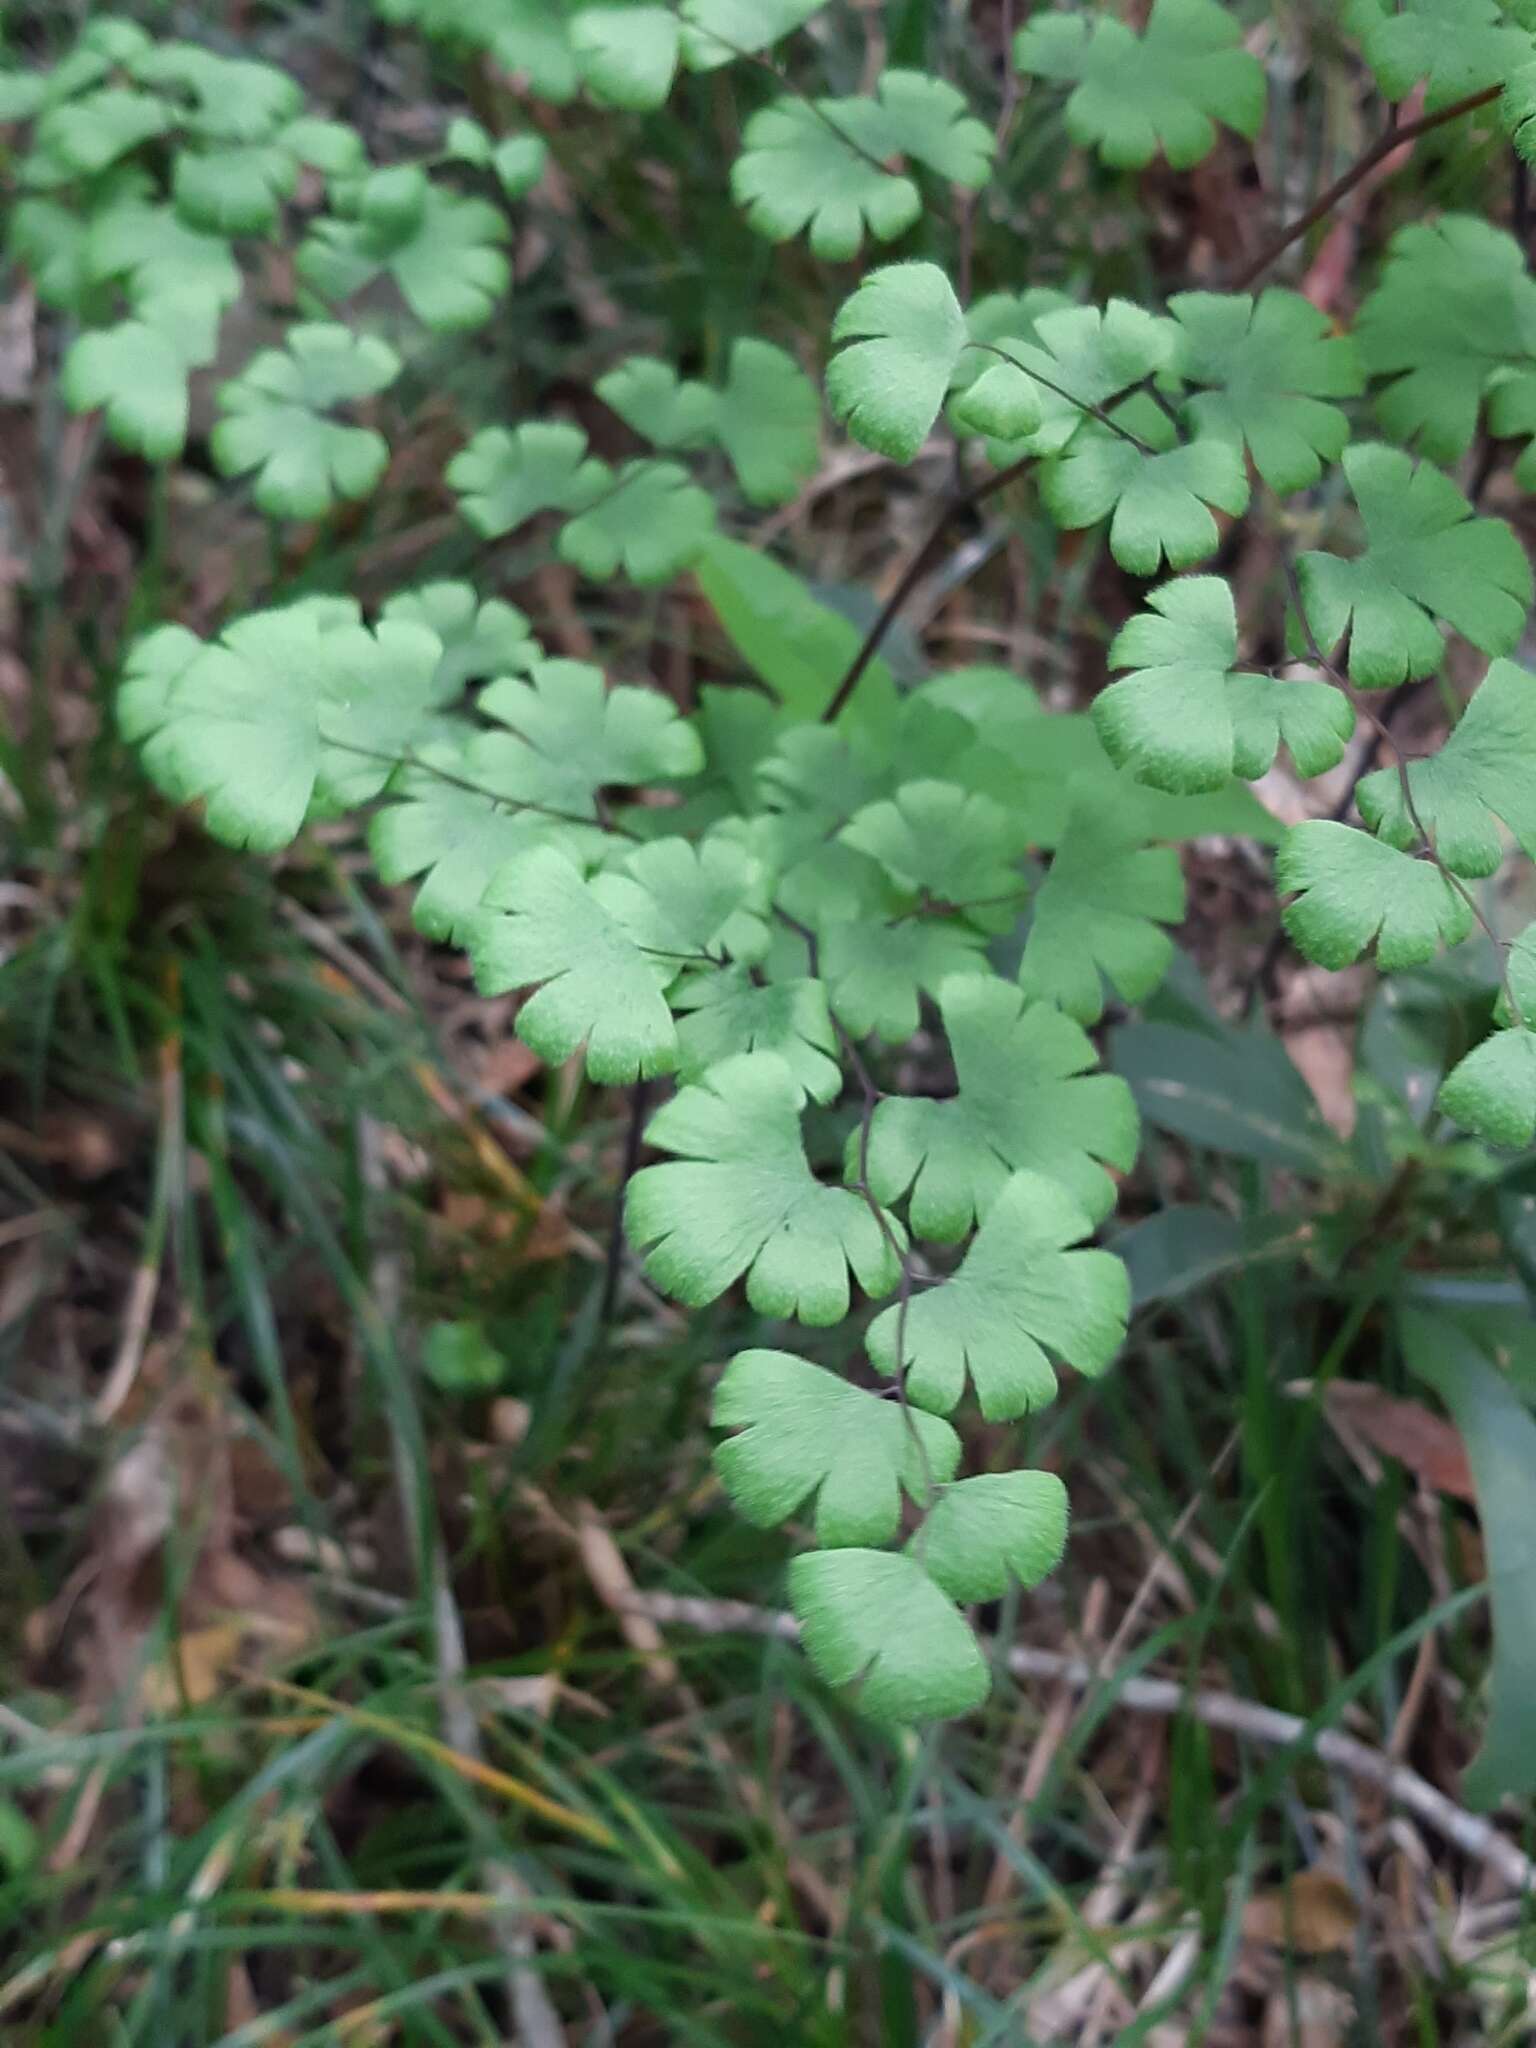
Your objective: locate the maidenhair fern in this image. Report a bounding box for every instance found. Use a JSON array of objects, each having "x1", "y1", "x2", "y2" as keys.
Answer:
[{"x1": 11, "y1": 2, "x2": 1536, "y2": 1742}]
